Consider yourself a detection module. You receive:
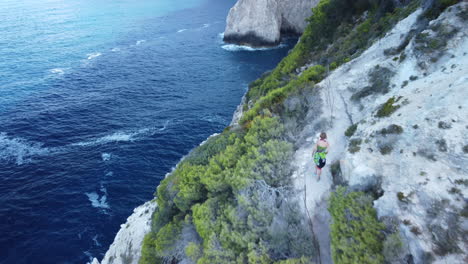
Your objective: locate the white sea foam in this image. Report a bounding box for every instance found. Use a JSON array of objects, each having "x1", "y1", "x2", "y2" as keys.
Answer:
[
  {"x1": 221, "y1": 43, "x2": 287, "y2": 52},
  {"x1": 105, "y1": 171, "x2": 114, "y2": 177},
  {"x1": 72, "y1": 132, "x2": 137, "y2": 147},
  {"x1": 49, "y1": 68, "x2": 65, "y2": 75},
  {"x1": 71, "y1": 121, "x2": 171, "y2": 148},
  {"x1": 177, "y1": 29, "x2": 187, "y2": 33},
  {"x1": 87, "y1": 52, "x2": 102, "y2": 60},
  {"x1": 101, "y1": 153, "x2": 111, "y2": 161},
  {"x1": 85, "y1": 191, "x2": 110, "y2": 209},
  {"x1": 136, "y1": 40, "x2": 146, "y2": 45},
  {"x1": 201, "y1": 115, "x2": 228, "y2": 124},
  {"x1": 0, "y1": 132, "x2": 49, "y2": 165},
  {"x1": 111, "y1": 47, "x2": 121, "y2": 52},
  {"x1": 202, "y1": 23, "x2": 210, "y2": 28},
  {"x1": 218, "y1": 32, "x2": 224, "y2": 39},
  {"x1": 92, "y1": 235, "x2": 101, "y2": 247}
]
